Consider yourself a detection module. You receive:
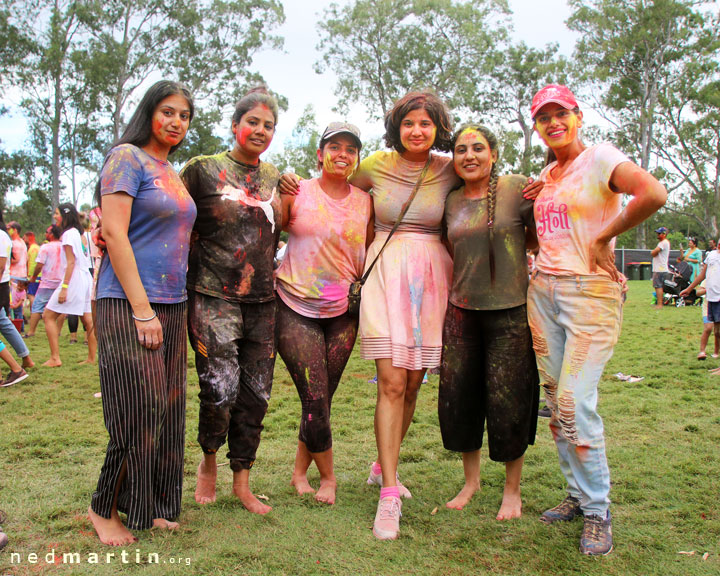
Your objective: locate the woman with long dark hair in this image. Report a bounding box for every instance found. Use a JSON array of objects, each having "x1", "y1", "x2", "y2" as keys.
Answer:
[
  {"x1": 43, "y1": 203, "x2": 96, "y2": 366},
  {"x1": 439, "y1": 124, "x2": 539, "y2": 518},
  {"x1": 527, "y1": 84, "x2": 666, "y2": 555},
  {"x1": 88, "y1": 80, "x2": 196, "y2": 546},
  {"x1": 181, "y1": 87, "x2": 281, "y2": 515}
]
